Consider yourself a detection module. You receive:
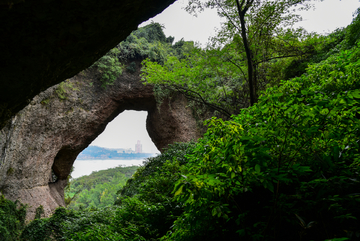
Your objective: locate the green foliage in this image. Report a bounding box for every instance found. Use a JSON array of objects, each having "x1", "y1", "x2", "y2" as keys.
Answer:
[
  {"x1": 66, "y1": 166, "x2": 138, "y2": 210},
  {"x1": 90, "y1": 22, "x2": 192, "y2": 88},
  {"x1": 91, "y1": 47, "x2": 123, "y2": 88},
  {"x1": 6, "y1": 167, "x2": 14, "y2": 175},
  {"x1": 186, "y1": 0, "x2": 314, "y2": 105},
  {"x1": 117, "y1": 22, "x2": 178, "y2": 64},
  {"x1": 0, "y1": 195, "x2": 27, "y2": 241},
  {"x1": 34, "y1": 205, "x2": 44, "y2": 220},
  {"x1": 40, "y1": 98, "x2": 50, "y2": 105},
  {"x1": 117, "y1": 22, "x2": 195, "y2": 65},
  {"x1": 126, "y1": 61, "x2": 137, "y2": 73},
  {"x1": 115, "y1": 142, "x2": 196, "y2": 240},
  {"x1": 20, "y1": 143, "x2": 194, "y2": 241},
  {"x1": 130, "y1": 22, "x2": 168, "y2": 44},
  {"x1": 55, "y1": 79, "x2": 79, "y2": 100},
  {"x1": 141, "y1": 25, "x2": 328, "y2": 117},
  {"x1": 142, "y1": 47, "x2": 246, "y2": 117},
  {"x1": 20, "y1": 206, "x2": 145, "y2": 241},
  {"x1": 55, "y1": 82, "x2": 68, "y2": 100},
  {"x1": 142, "y1": 8, "x2": 360, "y2": 118},
  {"x1": 284, "y1": 7, "x2": 360, "y2": 80},
  {"x1": 119, "y1": 142, "x2": 195, "y2": 199},
  {"x1": 346, "y1": 8, "x2": 360, "y2": 46},
  {"x1": 168, "y1": 44, "x2": 360, "y2": 240},
  {"x1": 309, "y1": 28, "x2": 347, "y2": 64}
]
